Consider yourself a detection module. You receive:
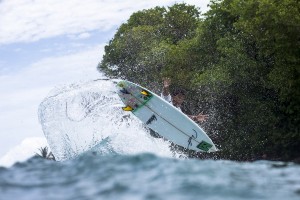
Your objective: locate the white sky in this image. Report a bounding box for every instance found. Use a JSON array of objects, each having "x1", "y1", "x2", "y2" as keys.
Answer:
[{"x1": 0, "y1": 0, "x2": 210, "y2": 165}]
